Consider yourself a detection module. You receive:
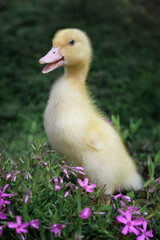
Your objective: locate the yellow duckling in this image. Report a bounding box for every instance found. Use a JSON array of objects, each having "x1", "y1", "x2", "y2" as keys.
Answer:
[{"x1": 39, "y1": 28, "x2": 142, "y2": 194}]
